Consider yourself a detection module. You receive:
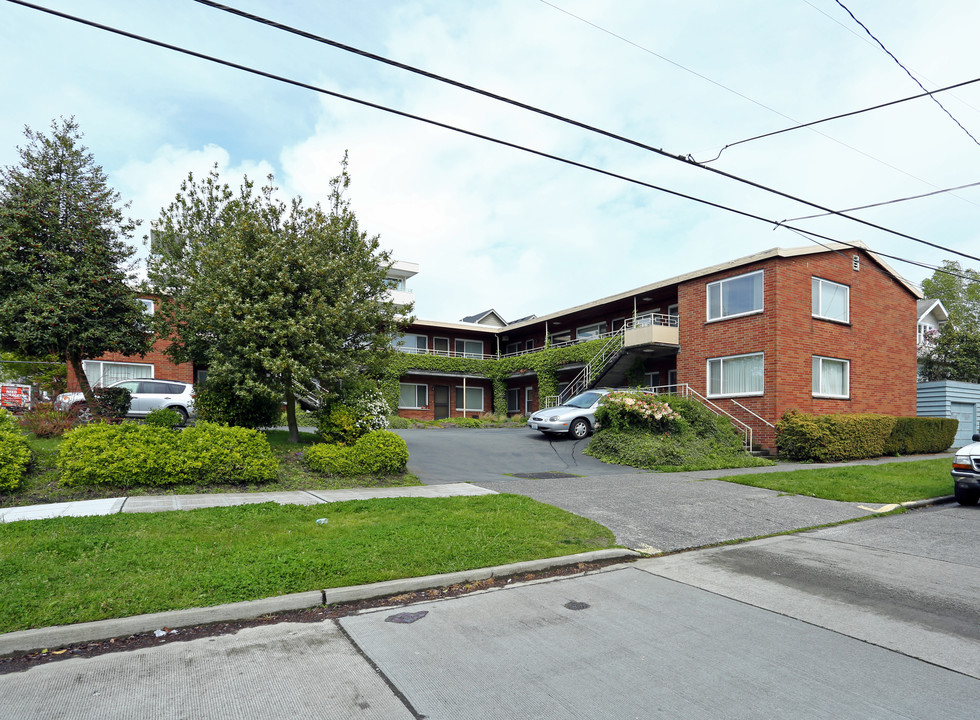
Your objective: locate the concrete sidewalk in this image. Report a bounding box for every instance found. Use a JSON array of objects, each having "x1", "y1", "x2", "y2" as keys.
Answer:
[{"x1": 0, "y1": 483, "x2": 497, "y2": 523}]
